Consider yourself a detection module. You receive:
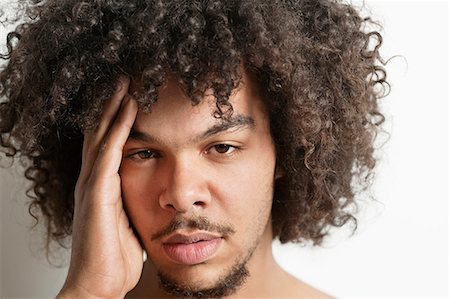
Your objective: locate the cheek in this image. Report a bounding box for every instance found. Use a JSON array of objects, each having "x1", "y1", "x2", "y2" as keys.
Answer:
[
  {"x1": 121, "y1": 161, "x2": 160, "y2": 197},
  {"x1": 214, "y1": 152, "x2": 276, "y2": 221},
  {"x1": 211, "y1": 155, "x2": 275, "y2": 255},
  {"x1": 120, "y1": 164, "x2": 159, "y2": 227},
  {"x1": 121, "y1": 165, "x2": 145, "y2": 201}
]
